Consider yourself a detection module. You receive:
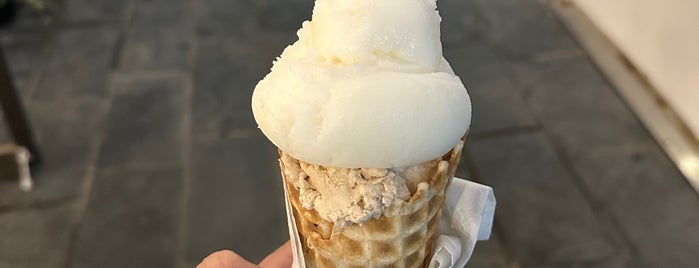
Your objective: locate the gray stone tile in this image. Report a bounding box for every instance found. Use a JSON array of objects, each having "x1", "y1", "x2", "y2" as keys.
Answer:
[
  {"x1": 97, "y1": 75, "x2": 186, "y2": 170},
  {"x1": 63, "y1": 0, "x2": 133, "y2": 23},
  {"x1": 119, "y1": 0, "x2": 194, "y2": 71},
  {"x1": 130, "y1": 0, "x2": 192, "y2": 26},
  {"x1": 192, "y1": 37, "x2": 274, "y2": 140},
  {"x1": 0, "y1": 32, "x2": 47, "y2": 144},
  {"x1": 456, "y1": 142, "x2": 478, "y2": 180},
  {"x1": 196, "y1": 0, "x2": 258, "y2": 38},
  {"x1": 256, "y1": 0, "x2": 313, "y2": 31},
  {"x1": 439, "y1": 0, "x2": 485, "y2": 48},
  {"x1": 185, "y1": 136, "x2": 287, "y2": 264},
  {"x1": 468, "y1": 132, "x2": 617, "y2": 266},
  {"x1": 445, "y1": 44, "x2": 538, "y2": 134},
  {"x1": 467, "y1": 233, "x2": 510, "y2": 268},
  {"x1": 511, "y1": 57, "x2": 652, "y2": 156},
  {"x1": 33, "y1": 26, "x2": 118, "y2": 100},
  {"x1": 179, "y1": 260, "x2": 200, "y2": 268},
  {"x1": 507, "y1": 48, "x2": 586, "y2": 89},
  {"x1": 594, "y1": 147, "x2": 699, "y2": 267},
  {"x1": 531, "y1": 254, "x2": 639, "y2": 268},
  {"x1": 0, "y1": 202, "x2": 76, "y2": 268},
  {"x1": 571, "y1": 144, "x2": 672, "y2": 205},
  {"x1": 0, "y1": 99, "x2": 106, "y2": 207},
  {"x1": 455, "y1": 157, "x2": 474, "y2": 181},
  {"x1": 257, "y1": 31, "x2": 300, "y2": 64},
  {"x1": 0, "y1": 120, "x2": 11, "y2": 143},
  {"x1": 118, "y1": 22, "x2": 193, "y2": 71},
  {"x1": 468, "y1": 80, "x2": 539, "y2": 135},
  {"x1": 474, "y1": 0, "x2": 577, "y2": 60},
  {"x1": 72, "y1": 168, "x2": 182, "y2": 268},
  {"x1": 0, "y1": 32, "x2": 49, "y2": 98},
  {"x1": 444, "y1": 41, "x2": 501, "y2": 86}
]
